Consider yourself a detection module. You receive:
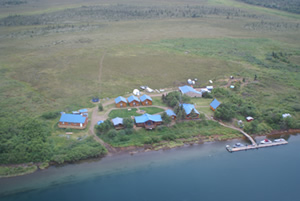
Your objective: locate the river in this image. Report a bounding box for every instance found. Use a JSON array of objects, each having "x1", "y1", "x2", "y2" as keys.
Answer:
[{"x1": 1, "y1": 134, "x2": 300, "y2": 201}]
